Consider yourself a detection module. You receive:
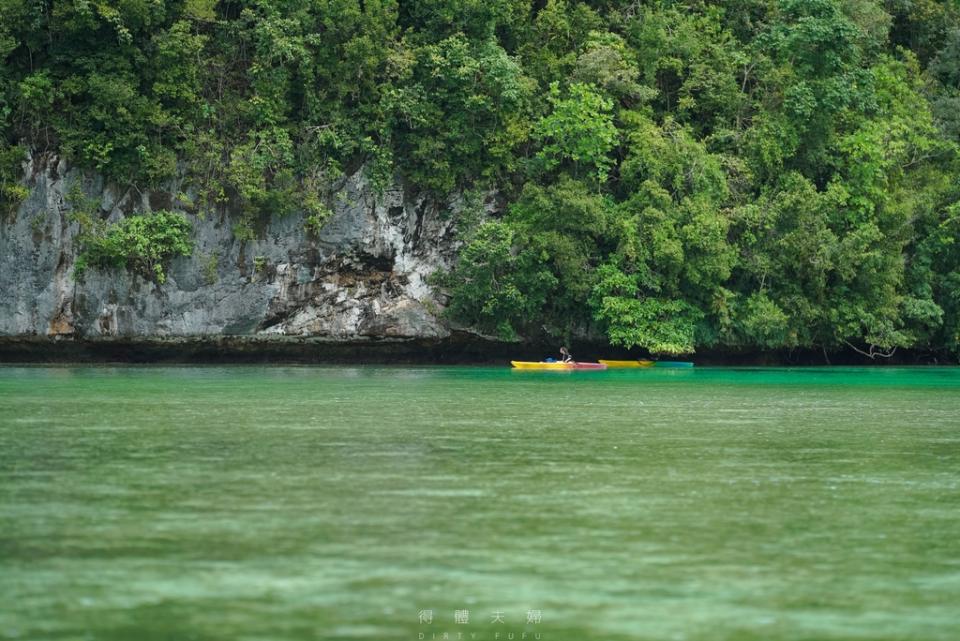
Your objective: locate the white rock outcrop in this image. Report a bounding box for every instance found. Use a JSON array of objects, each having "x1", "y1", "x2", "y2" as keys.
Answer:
[{"x1": 0, "y1": 154, "x2": 489, "y2": 342}]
